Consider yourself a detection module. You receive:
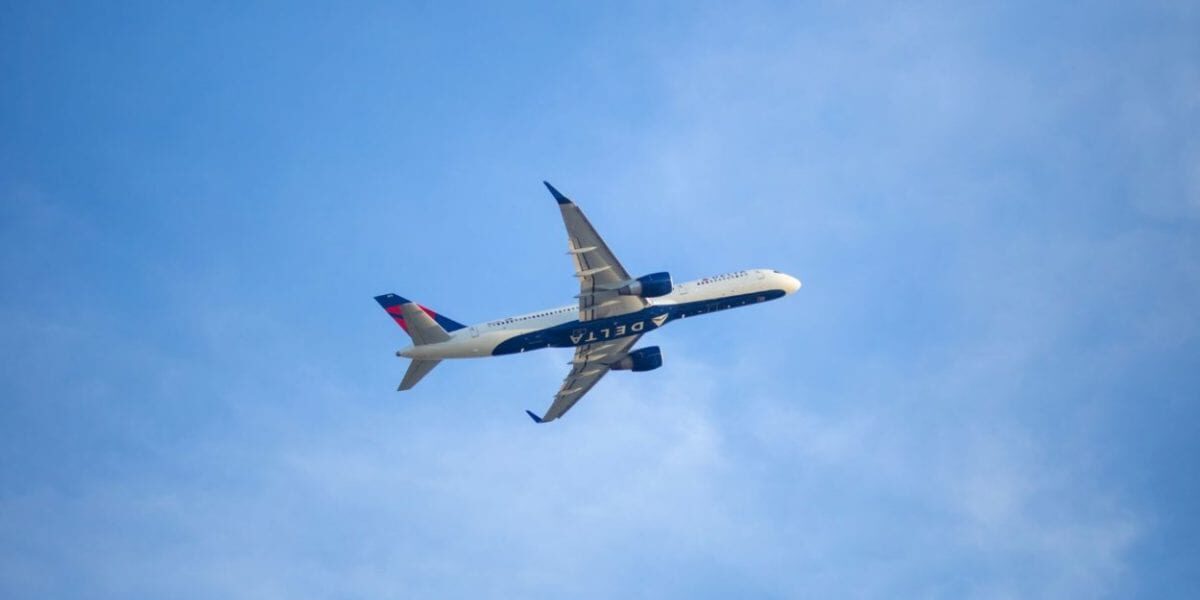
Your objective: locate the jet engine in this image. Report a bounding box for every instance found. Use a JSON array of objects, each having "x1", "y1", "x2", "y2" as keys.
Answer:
[
  {"x1": 616, "y1": 272, "x2": 673, "y2": 298},
  {"x1": 611, "y1": 346, "x2": 663, "y2": 372}
]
